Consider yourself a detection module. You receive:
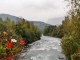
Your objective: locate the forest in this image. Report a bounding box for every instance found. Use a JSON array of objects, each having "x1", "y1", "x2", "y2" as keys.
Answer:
[
  {"x1": 43, "y1": 0, "x2": 80, "y2": 60},
  {"x1": 0, "y1": 17, "x2": 41, "y2": 59}
]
